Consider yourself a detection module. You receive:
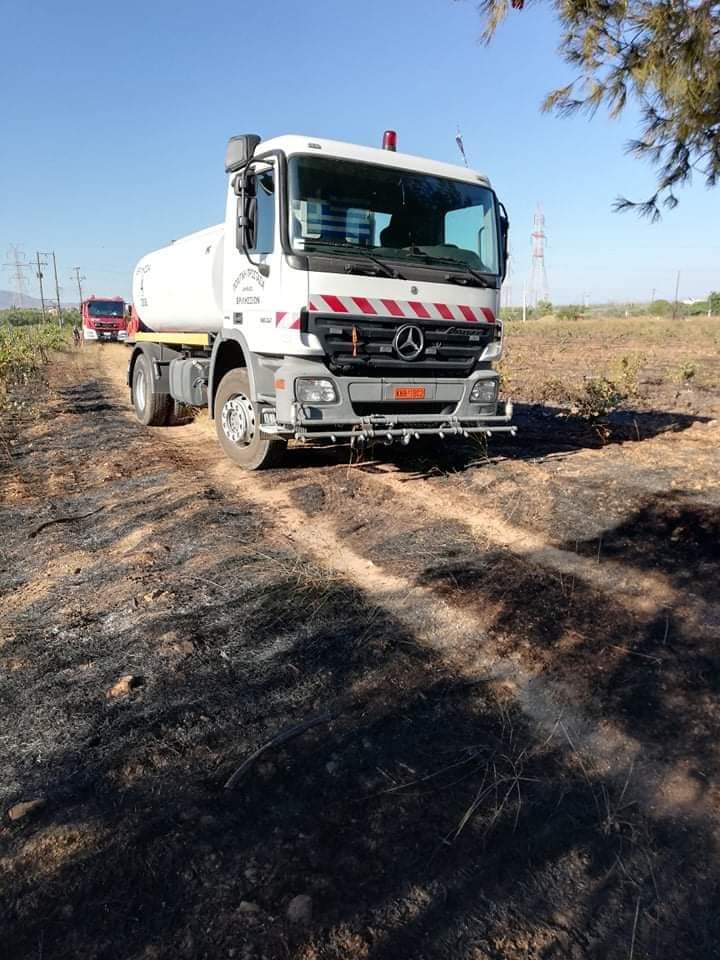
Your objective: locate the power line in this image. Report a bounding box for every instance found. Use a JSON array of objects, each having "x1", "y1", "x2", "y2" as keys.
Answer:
[
  {"x1": 528, "y1": 204, "x2": 550, "y2": 307},
  {"x1": 3, "y1": 245, "x2": 33, "y2": 307}
]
